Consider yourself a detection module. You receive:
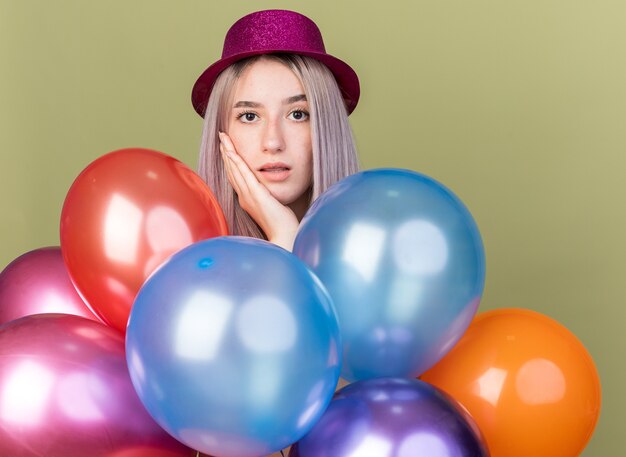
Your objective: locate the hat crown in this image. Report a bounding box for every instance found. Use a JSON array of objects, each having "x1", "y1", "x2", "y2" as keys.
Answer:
[
  {"x1": 222, "y1": 10, "x2": 326, "y2": 57},
  {"x1": 191, "y1": 9, "x2": 359, "y2": 117}
]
